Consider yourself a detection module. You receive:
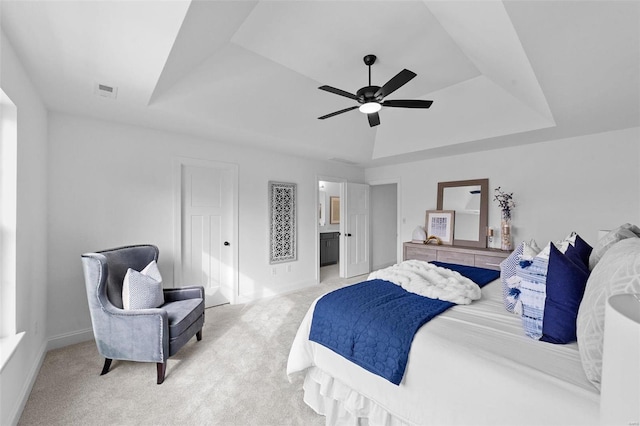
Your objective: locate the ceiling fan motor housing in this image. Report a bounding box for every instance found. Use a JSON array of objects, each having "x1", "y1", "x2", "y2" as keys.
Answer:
[{"x1": 356, "y1": 86, "x2": 383, "y2": 104}]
